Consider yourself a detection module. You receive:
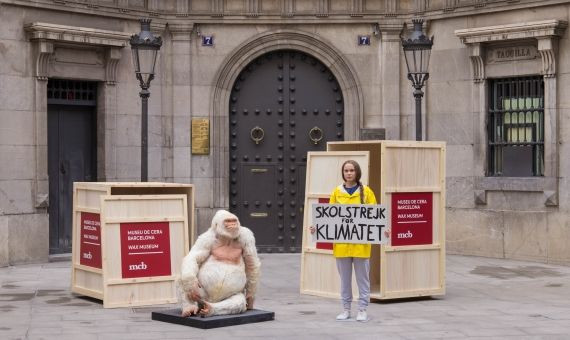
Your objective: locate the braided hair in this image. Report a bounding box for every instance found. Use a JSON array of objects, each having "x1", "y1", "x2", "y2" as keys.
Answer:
[{"x1": 341, "y1": 160, "x2": 364, "y2": 204}]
